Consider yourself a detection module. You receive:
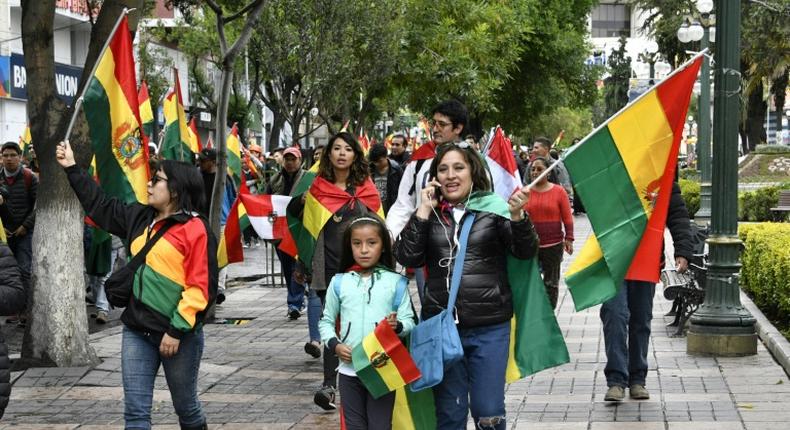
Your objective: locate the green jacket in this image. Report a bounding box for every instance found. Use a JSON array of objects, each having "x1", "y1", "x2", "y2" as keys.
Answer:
[{"x1": 320, "y1": 268, "x2": 415, "y2": 361}]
